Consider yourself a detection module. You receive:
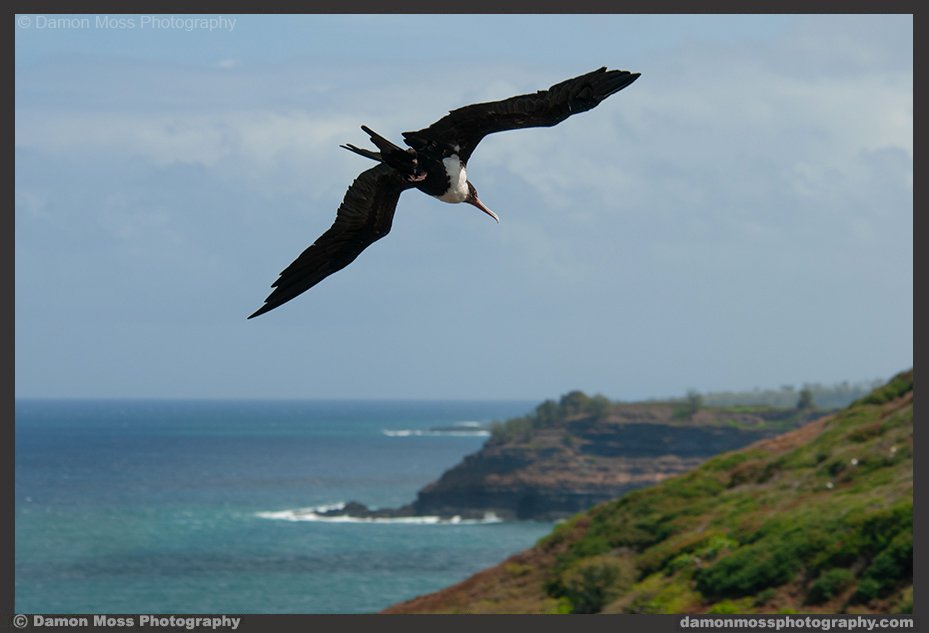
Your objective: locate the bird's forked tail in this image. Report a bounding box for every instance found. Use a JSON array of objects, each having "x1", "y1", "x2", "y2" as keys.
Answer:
[
  {"x1": 341, "y1": 126, "x2": 421, "y2": 178},
  {"x1": 339, "y1": 143, "x2": 382, "y2": 162}
]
